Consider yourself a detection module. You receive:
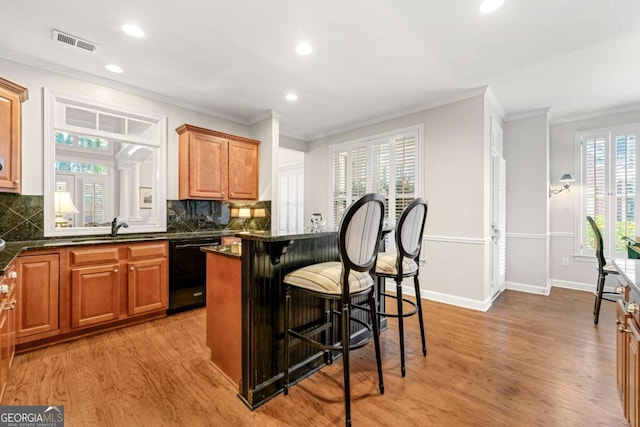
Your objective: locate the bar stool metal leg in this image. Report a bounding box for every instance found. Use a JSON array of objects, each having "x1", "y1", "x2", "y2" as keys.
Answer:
[
  {"x1": 368, "y1": 290, "x2": 384, "y2": 394},
  {"x1": 396, "y1": 280, "x2": 406, "y2": 378},
  {"x1": 284, "y1": 285, "x2": 291, "y2": 395},
  {"x1": 414, "y1": 276, "x2": 427, "y2": 356},
  {"x1": 341, "y1": 303, "x2": 352, "y2": 427}
]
